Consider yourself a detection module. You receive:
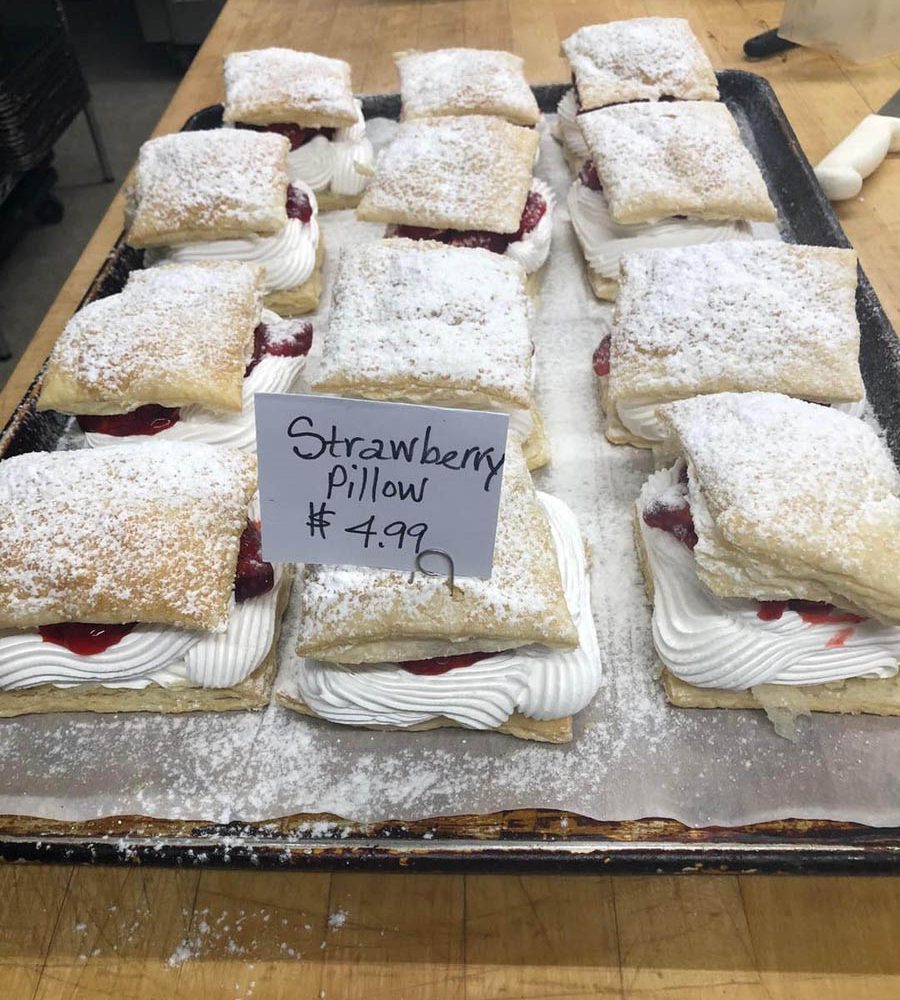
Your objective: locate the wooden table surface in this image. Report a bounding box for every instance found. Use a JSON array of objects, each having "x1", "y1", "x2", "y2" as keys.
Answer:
[{"x1": 2, "y1": 0, "x2": 899, "y2": 997}]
